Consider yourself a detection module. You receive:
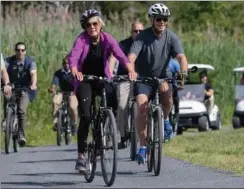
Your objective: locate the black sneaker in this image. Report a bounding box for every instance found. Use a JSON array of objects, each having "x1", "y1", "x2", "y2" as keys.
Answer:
[
  {"x1": 53, "y1": 123, "x2": 58, "y2": 131},
  {"x1": 71, "y1": 124, "x2": 77, "y2": 136},
  {"x1": 18, "y1": 133, "x2": 26, "y2": 147},
  {"x1": 75, "y1": 158, "x2": 87, "y2": 173}
]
